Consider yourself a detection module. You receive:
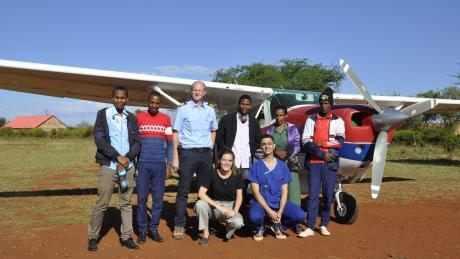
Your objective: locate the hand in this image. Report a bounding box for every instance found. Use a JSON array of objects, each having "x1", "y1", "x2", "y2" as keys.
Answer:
[
  {"x1": 324, "y1": 152, "x2": 335, "y2": 162},
  {"x1": 227, "y1": 210, "x2": 237, "y2": 218},
  {"x1": 166, "y1": 165, "x2": 172, "y2": 179},
  {"x1": 116, "y1": 163, "x2": 125, "y2": 173},
  {"x1": 276, "y1": 210, "x2": 283, "y2": 222},
  {"x1": 172, "y1": 158, "x2": 179, "y2": 172},
  {"x1": 315, "y1": 141, "x2": 324, "y2": 148},
  {"x1": 275, "y1": 150, "x2": 288, "y2": 160},
  {"x1": 218, "y1": 206, "x2": 230, "y2": 216},
  {"x1": 117, "y1": 156, "x2": 129, "y2": 168},
  {"x1": 268, "y1": 209, "x2": 280, "y2": 223}
]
